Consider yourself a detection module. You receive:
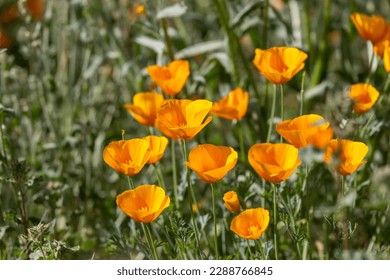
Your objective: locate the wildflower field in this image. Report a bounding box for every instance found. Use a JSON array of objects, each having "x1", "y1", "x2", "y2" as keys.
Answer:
[{"x1": 0, "y1": 0, "x2": 389, "y2": 260}]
